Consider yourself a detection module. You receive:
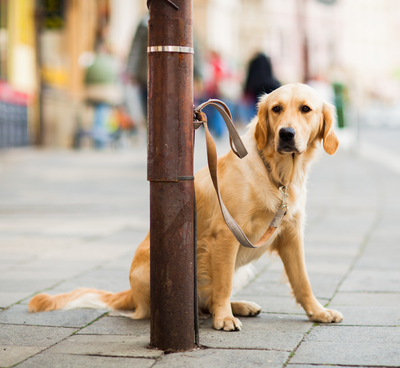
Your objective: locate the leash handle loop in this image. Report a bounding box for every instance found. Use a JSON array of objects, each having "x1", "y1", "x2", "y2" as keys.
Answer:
[
  {"x1": 195, "y1": 99, "x2": 248, "y2": 159},
  {"x1": 194, "y1": 100, "x2": 286, "y2": 249}
]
